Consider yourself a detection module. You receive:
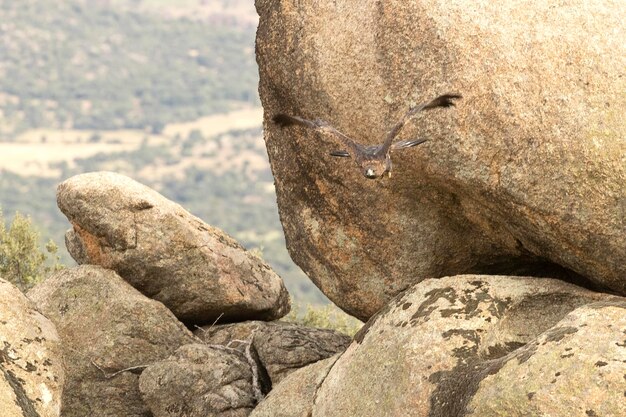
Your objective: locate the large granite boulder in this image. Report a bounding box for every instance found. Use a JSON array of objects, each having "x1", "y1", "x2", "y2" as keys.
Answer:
[
  {"x1": 0, "y1": 279, "x2": 64, "y2": 417},
  {"x1": 194, "y1": 320, "x2": 351, "y2": 385},
  {"x1": 28, "y1": 265, "x2": 199, "y2": 417},
  {"x1": 257, "y1": 0, "x2": 626, "y2": 320},
  {"x1": 139, "y1": 344, "x2": 258, "y2": 417},
  {"x1": 251, "y1": 275, "x2": 625, "y2": 417},
  {"x1": 57, "y1": 171, "x2": 290, "y2": 325}
]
